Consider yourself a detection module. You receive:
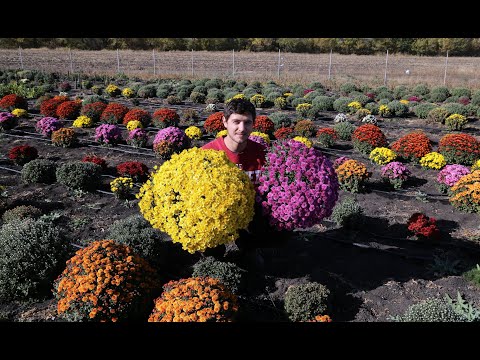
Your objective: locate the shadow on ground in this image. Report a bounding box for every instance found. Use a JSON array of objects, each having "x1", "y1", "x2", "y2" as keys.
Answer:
[{"x1": 216, "y1": 215, "x2": 480, "y2": 321}]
